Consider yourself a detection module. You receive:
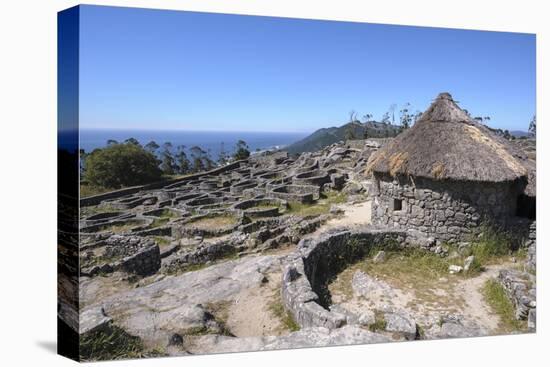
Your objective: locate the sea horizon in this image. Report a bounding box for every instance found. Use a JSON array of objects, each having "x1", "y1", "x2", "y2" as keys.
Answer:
[{"x1": 79, "y1": 128, "x2": 309, "y2": 158}]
